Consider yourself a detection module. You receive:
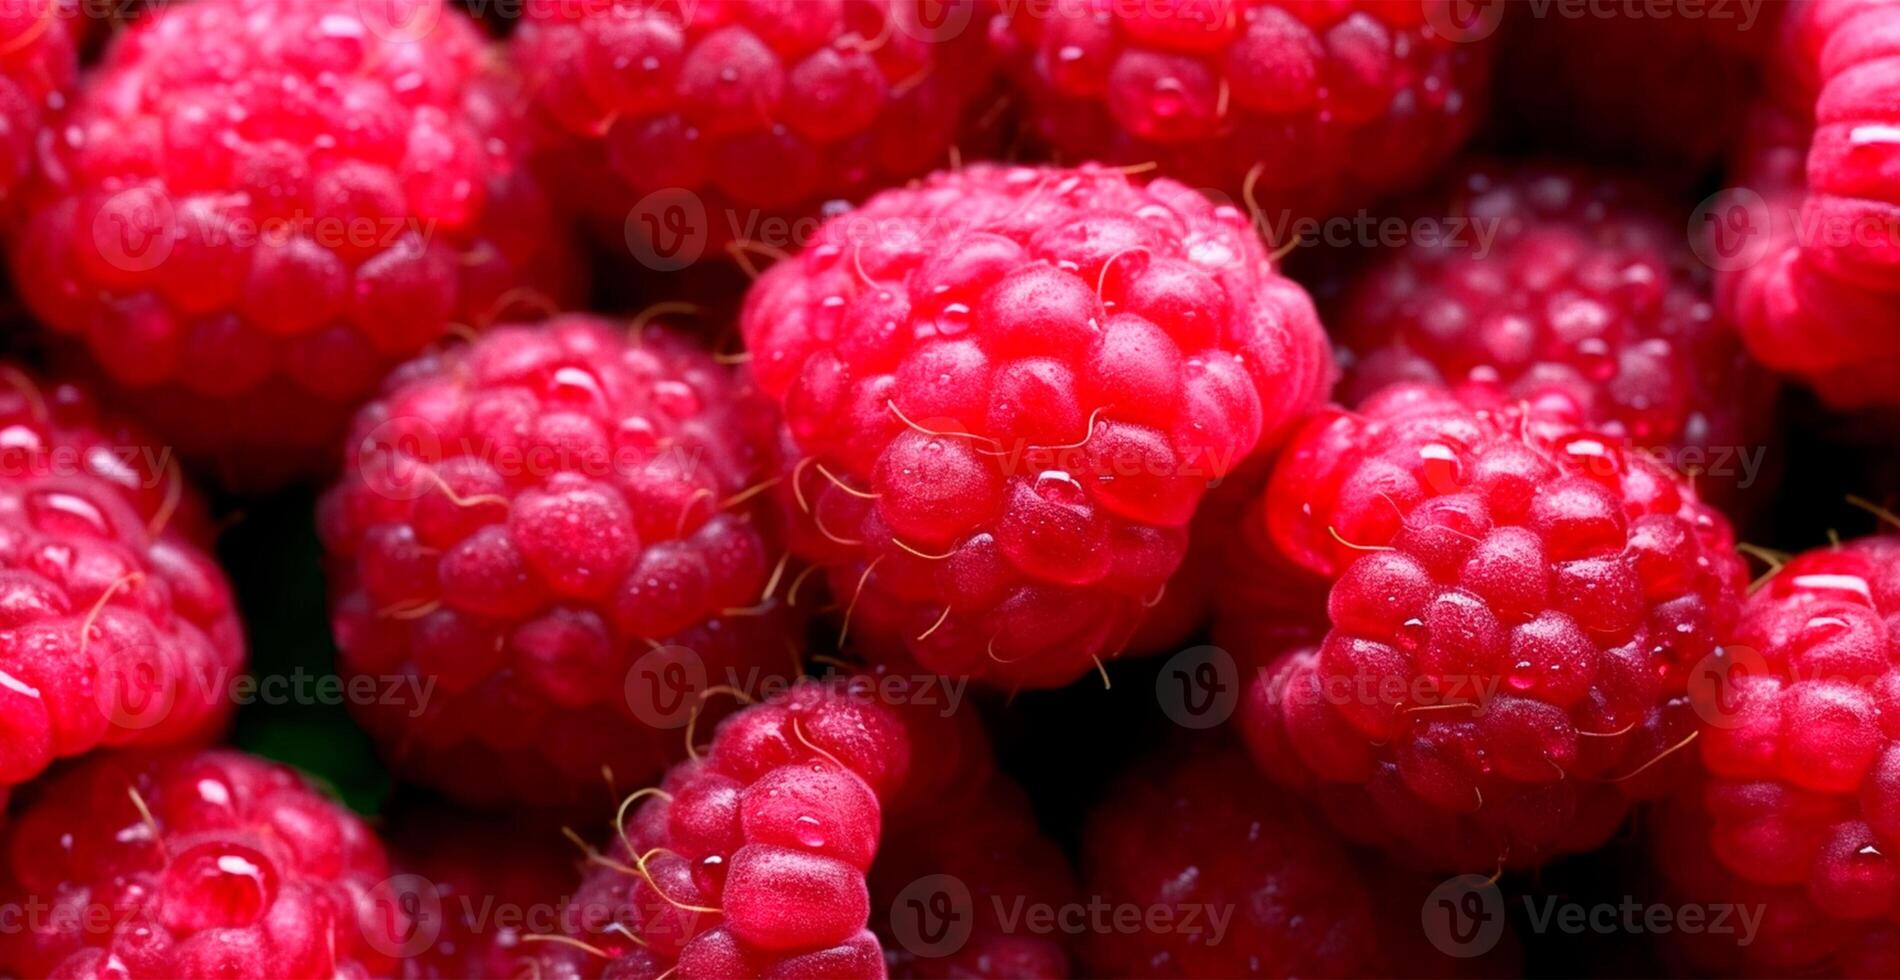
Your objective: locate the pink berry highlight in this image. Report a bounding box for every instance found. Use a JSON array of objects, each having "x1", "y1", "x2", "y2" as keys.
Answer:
[
  {"x1": 320, "y1": 316, "x2": 796, "y2": 811},
  {"x1": 1239, "y1": 383, "x2": 1747, "y2": 871},
  {"x1": 742, "y1": 163, "x2": 1333, "y2": 688},
  {"x1": 11, "y1": 0, "x2": 582, "y2": 487},
  {"x1": 0, "y1": 749, "x2": 405, "y2": 978}
]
